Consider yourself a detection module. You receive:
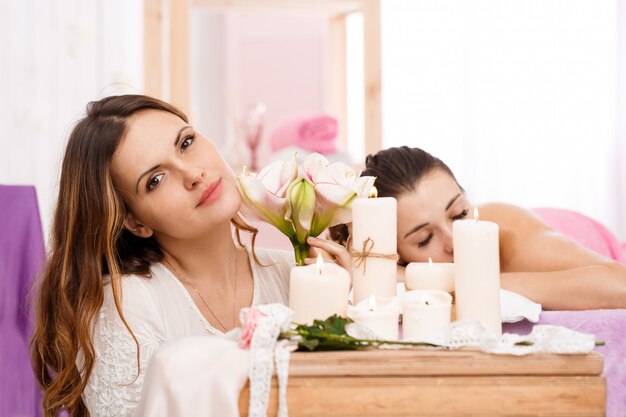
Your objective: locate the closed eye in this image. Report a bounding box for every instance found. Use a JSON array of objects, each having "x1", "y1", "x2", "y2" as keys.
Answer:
[
  {"x1": 452, "y1": 209, "x2": 468, "y2": 221},
  {"x1": 418, "y1": 233, "x2": 433, "y2": 248}
]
